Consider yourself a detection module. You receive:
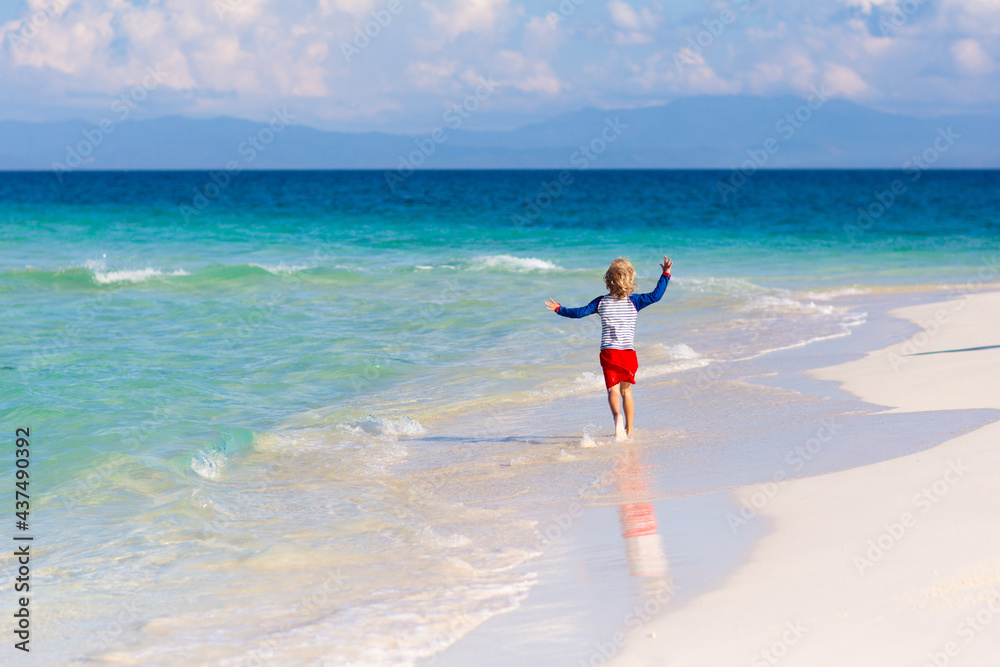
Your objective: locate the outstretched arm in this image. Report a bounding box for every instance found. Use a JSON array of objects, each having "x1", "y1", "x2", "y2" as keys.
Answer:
[
  {"x1": 630, "y1": 255, "x2": 673, "y2": 311},
  {"x1": 546, "y1": 296, "x2": 602, "y2": 318}
]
